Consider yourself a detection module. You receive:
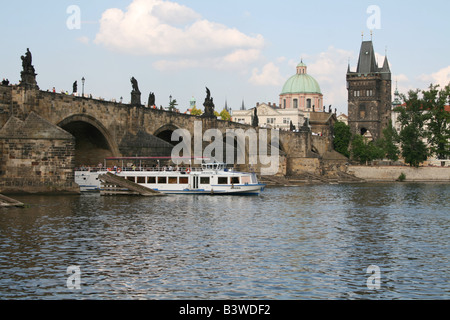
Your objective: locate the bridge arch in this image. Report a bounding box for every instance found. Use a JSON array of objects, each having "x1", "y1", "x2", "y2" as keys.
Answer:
[
  {"x1": 58, "y1": 114, "x2": 120, "y2": 166},
  {"x1": 153, "y1": 124, "x2": 182, "y2": 146}
]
